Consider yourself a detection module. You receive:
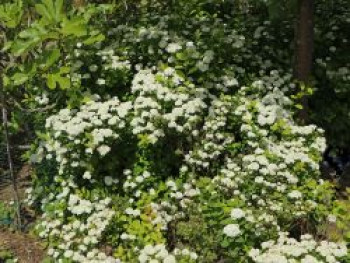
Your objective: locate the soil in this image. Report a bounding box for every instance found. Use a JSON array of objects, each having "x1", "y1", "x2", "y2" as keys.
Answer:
[
  {"x1": 0, "y1": 165, "x2": 46, "y2": 263},
  {"x1": 0, "y1": 230, "x2": 45, "y2": 263}
]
